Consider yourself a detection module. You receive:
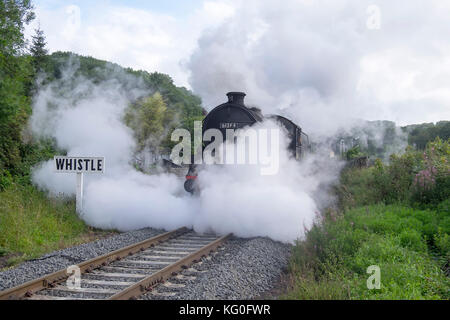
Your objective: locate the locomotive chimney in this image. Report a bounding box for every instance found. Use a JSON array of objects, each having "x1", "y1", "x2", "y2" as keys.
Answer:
[{"x1": 227, "y1": 92, "x2": 246, "y2": 105}]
